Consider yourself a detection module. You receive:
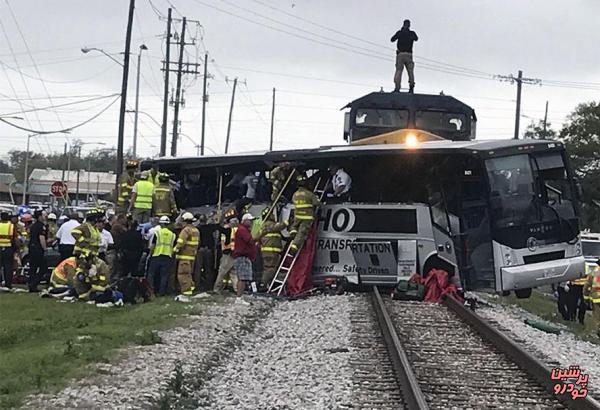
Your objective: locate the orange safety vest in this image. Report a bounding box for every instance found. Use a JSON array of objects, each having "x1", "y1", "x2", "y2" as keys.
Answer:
[
  {"x1": 221, "y1": 226, "x2": 237, "y2": 252},
  {"x1": 0, "y1": 222, "x2": 14, "y2": 248}
]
